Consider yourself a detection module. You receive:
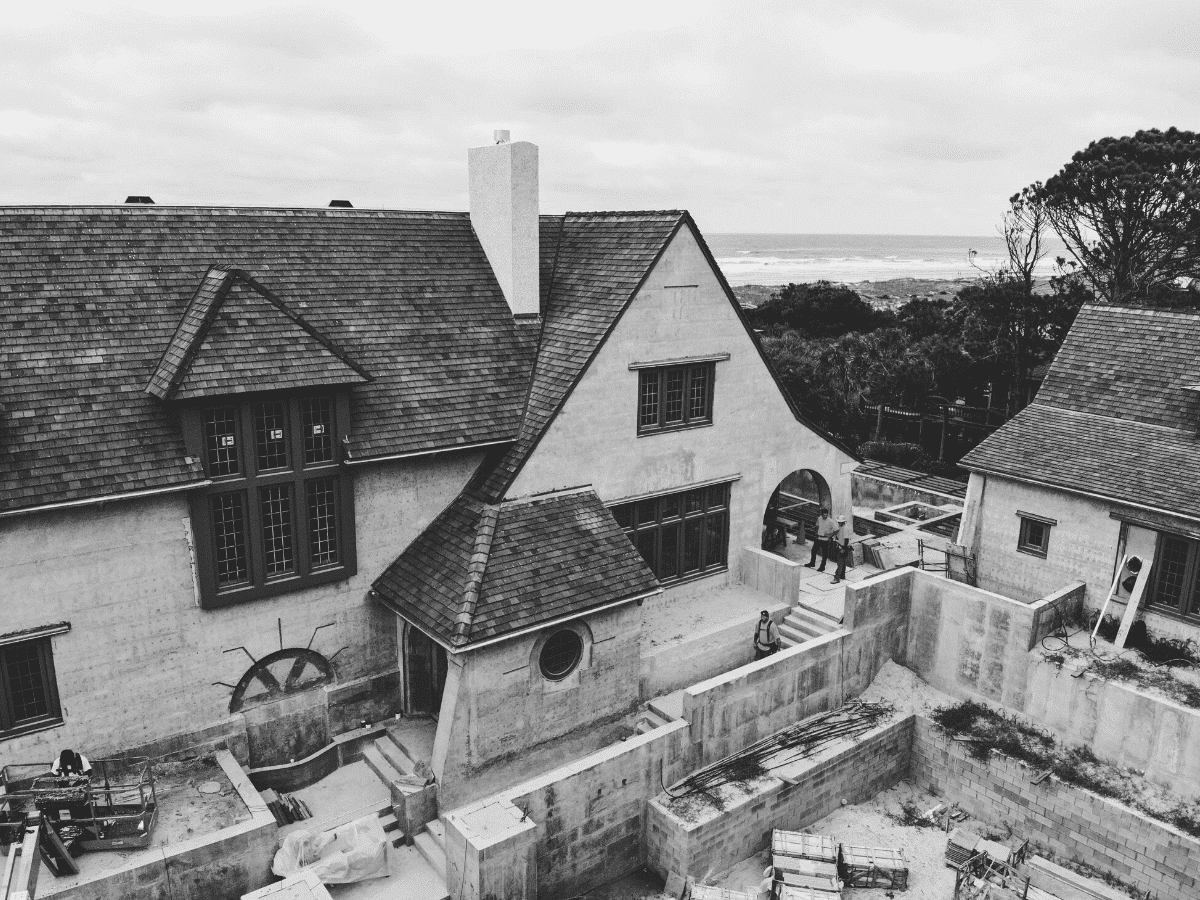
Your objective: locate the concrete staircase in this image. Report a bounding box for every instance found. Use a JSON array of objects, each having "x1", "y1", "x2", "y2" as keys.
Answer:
[
  {"x1": 413, "y1": 818, "x2": 447, "y2": 882},
  {"x1": 779, "y1": 604, "x2": 842, "y2": 648}
]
